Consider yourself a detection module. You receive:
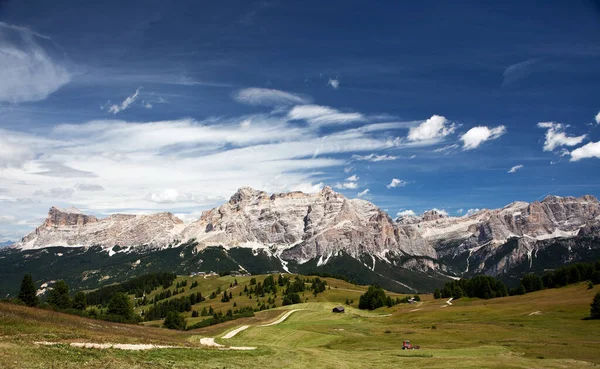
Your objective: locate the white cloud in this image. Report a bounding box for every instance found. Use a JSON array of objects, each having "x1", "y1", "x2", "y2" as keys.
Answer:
[
  {"x1": 143, "y1": 101, "x2": 153, "y2": 109},
  {"x1": 240, "y1": 119, "x2": 251, "y2": 128},
  {"x1": 233, "y1": 87, "x2": 310, "y2": 106},
  {"x1": 408, "y1": 115, "x2": 456, "y2": 142},
  {"x1": 570, "y1": 141, "x2": 600, "y2": 161},
  {"x1": 357, "y1": 189, "x2": 369, "y2": 197},
  {"x1": 396, "y1": 210, "x2": 415, "y2": 217},
  {"x1": 537, "y1": 122, "x2": 586, "y2": 151},
  {"x1": 343, "y1": 166, "x2": 354, "y2": 173},
  {"x1": 0, "y1": 215, "x2": 17, "y2": 224},
  {"x1": 0, "y1": 136, "x2": 35, "y2": 168},
  {"x1": 288, "y1": 105, "x2": 364, "y2": 126},
  {"x1": 334, "y1": 182, "x2": 358, "y2": 189},
  {"x1": 108, "y1": 86, "x2": 142, "y2": 114},
  {"x1": 508, "y1": 164, "x2": 523, "y2": 173},
  {"x1": 351, "y1": 153, "x2": 397, "y2": 162},
  {"x1": 434, "y1": 144, "x2": 459, "y2": 153},
  {"x1": 386, "y1": 178, "x2": 407, "y2": 189},
  {"x1": 327, "y1": 78, "x2": 340, "y2": 89},
  {"x1": 0, "y1": 22, "x2": 71, "y2": 103},
  {"x1": 33, "y1": 188, "x2": 75, "y2": 199},
  {"x1": 75, "y1": 183, "x2": 105, "y2": 191},
  {"x1": 456, "y1": 209, "x2": 464, "y2": 215},
  {"x1": 146, "y1": 189, "x2": 197, "y2": 204},
  {"x1": 460, "y1": 125, "x2": 506, "y2": 150},
  {"x1": 291, "y1": 182, "x2": 324, "y2": 194},
  {"x1": 596, "y1": 112, "x2": 600, "y2": 125},
  {"x1": 346, "y1": 175, "x2": 359, "y2": 181},
  {"x1": 465, "y1": 208, "x2": 481, "y2": 216}
]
